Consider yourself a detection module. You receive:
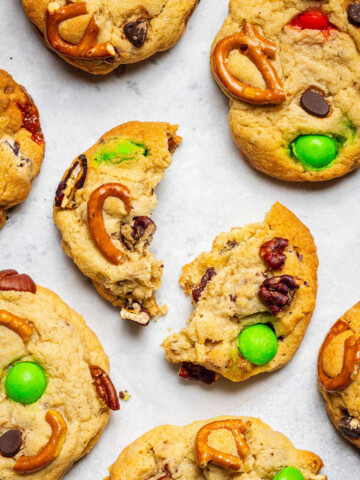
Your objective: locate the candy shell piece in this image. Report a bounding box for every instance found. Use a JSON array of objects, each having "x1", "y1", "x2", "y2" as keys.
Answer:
[
  {"x1": 290, "y1": 135, "x2": 337, "y2": 169},
  {"x1": 274, "y1": 466, "x2": 305, "y2": 480},
  {"x1": 5, "y1": 362, "x2": 46, "y2": 404},
  {"x1": 237, "y1": 324, "x2": 278, "y2": 366}
]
